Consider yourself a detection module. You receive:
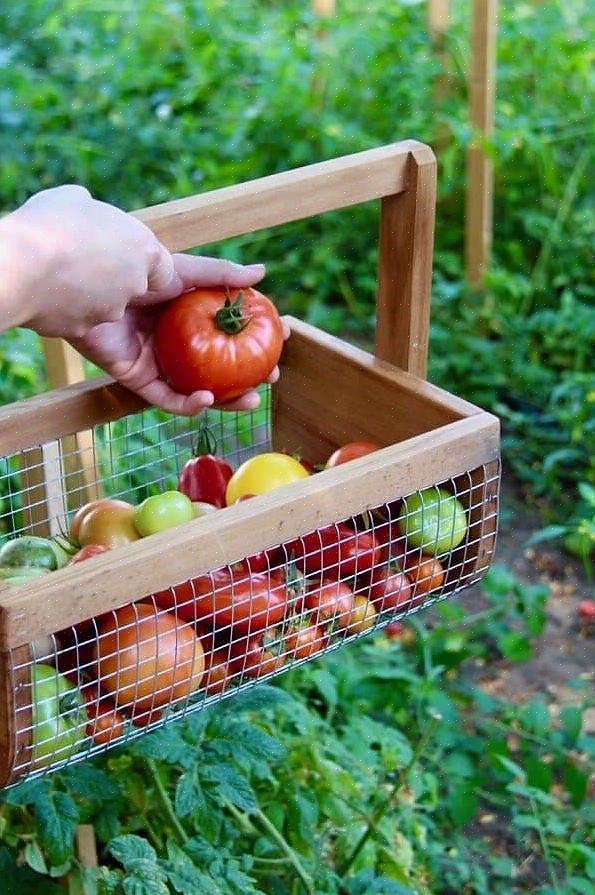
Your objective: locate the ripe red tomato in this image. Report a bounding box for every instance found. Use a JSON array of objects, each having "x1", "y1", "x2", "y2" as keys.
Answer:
[
  {"x1": 83, "y1": 685, "x2": 126, "y2": 746},
  {"x1": 284, "y1": 624, "x2": 328, "y2": 661},
  {"x1": 154, "y1": 286, "x2": 284, "y2": 402},
  {"x1": 201, "y1": 643, "x2": 236, "y2": 694},
  {"x1": 230, "y1": 630, "x2": 286, "y2": 679},
  {"x1": 578, "y1": 600, "x2": 595, "y2": 622},
  {"x1": 361, "y1": 568, "x2": 414, "y2": 614},
  {"x1": 178, "y1": 443, "x2": 233, "y2": 509},
  {"x1": 326, "y1": 441, "x2": 380, "y2": 468},
  {"x1": 403, "y1": 553, "x2": 445, "y2": 596},
  {"x1": 95, "y1": 603, "x2": 204, "y2": 715},
  {"x1": 287, "y1": 523, "x2": 384, "y2": 581},
  {"x1": 169, "y1": 567, "x2": 288, "y2": 635},
  {"x1": 302, "y1": 580, "x2": 355, "y2": 632},
  {"x1": 385, "y1": 621, "x2": 416, "y2": 645}
]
